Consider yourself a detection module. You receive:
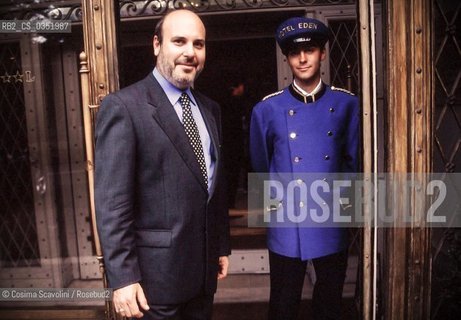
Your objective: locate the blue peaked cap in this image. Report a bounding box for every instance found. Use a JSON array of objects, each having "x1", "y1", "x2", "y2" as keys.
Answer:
[{"x1": 276, "y1": 17, "x2": 330, "y2": 54}]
